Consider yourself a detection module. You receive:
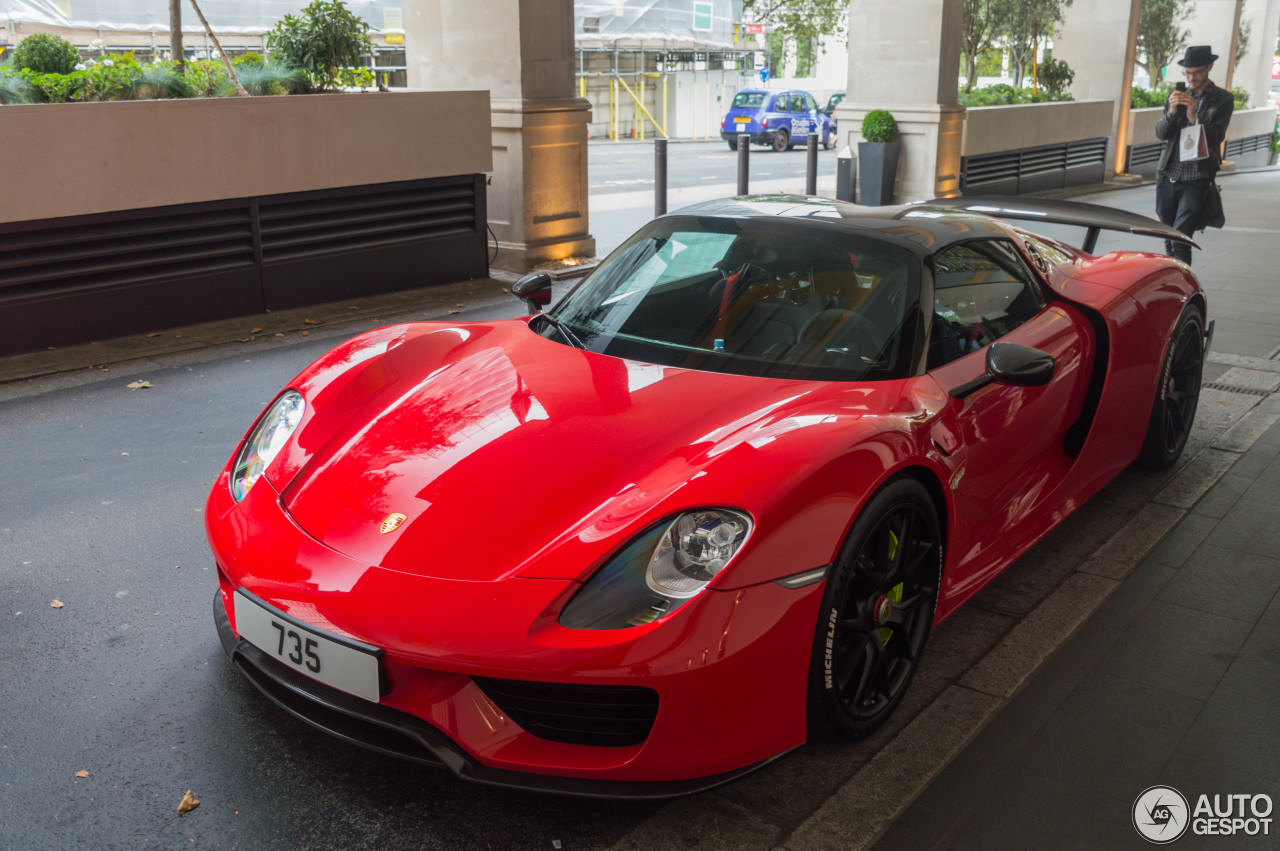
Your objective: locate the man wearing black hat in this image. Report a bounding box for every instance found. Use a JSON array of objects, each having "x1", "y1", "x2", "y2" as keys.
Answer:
[{"x1": 1154, "y1": 45, "x2": 1234, "y2": 265}]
